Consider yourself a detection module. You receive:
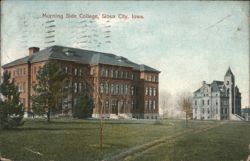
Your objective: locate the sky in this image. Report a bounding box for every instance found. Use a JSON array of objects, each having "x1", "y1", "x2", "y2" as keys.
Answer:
[{"x1": 1, "y1": 1, "x2": 249, "y2": 107}]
